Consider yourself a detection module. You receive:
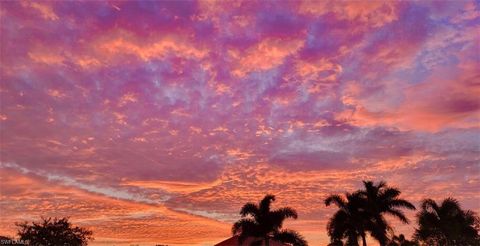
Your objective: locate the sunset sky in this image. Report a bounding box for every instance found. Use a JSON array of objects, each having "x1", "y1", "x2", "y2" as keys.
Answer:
[{"x1": 0, "y1": 1, "x2": 479, "y2": 245}]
